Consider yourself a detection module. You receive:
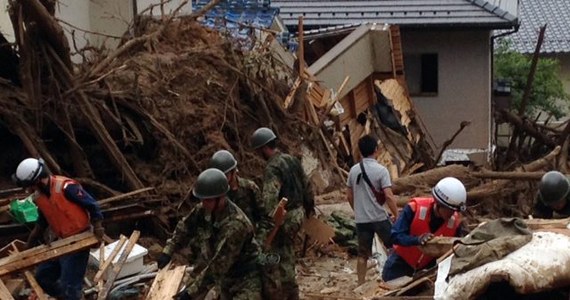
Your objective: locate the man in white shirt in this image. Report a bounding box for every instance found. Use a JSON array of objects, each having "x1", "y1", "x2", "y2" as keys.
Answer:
[{"x1": 346, "y1": 135, "x2": 399, "y2": 285}]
